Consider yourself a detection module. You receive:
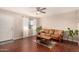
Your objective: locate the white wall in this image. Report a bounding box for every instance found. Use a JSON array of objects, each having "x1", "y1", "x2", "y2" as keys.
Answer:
[
  {"x1": 41, "y1": 10, "x2": 79, "y2": 30},
  {"x1": 0, "y1": 13, "x2": 14, "y2": 41},
  {"x1": 0, "y1": 9, "x2": 39, "y2": 42},
  {"x1": 0, "y1": 9, "x2": 23, "y2": 41},
  {"x1": 13, "y1": 15, "x2": 23, "y2": 40}
]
